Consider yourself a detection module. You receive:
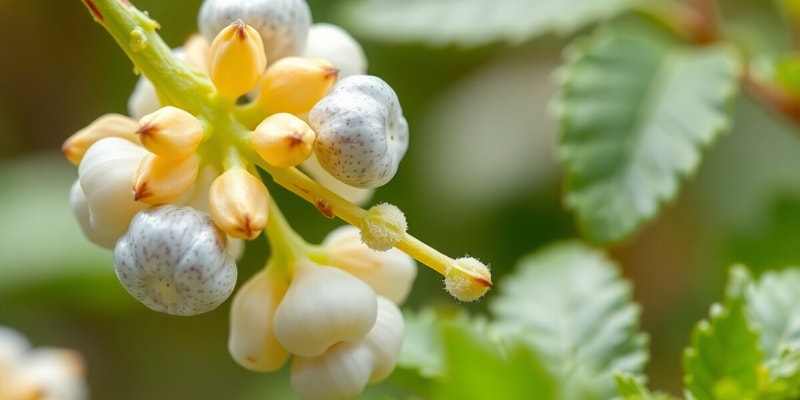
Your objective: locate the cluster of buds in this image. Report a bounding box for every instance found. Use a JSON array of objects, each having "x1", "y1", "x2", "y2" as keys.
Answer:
[
  {"x1": 67, "y1": 0, "x2": 492, "y2": 398},
  {"x1": 0, "y1": 326, "x2": 88, "y2": 400}
]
